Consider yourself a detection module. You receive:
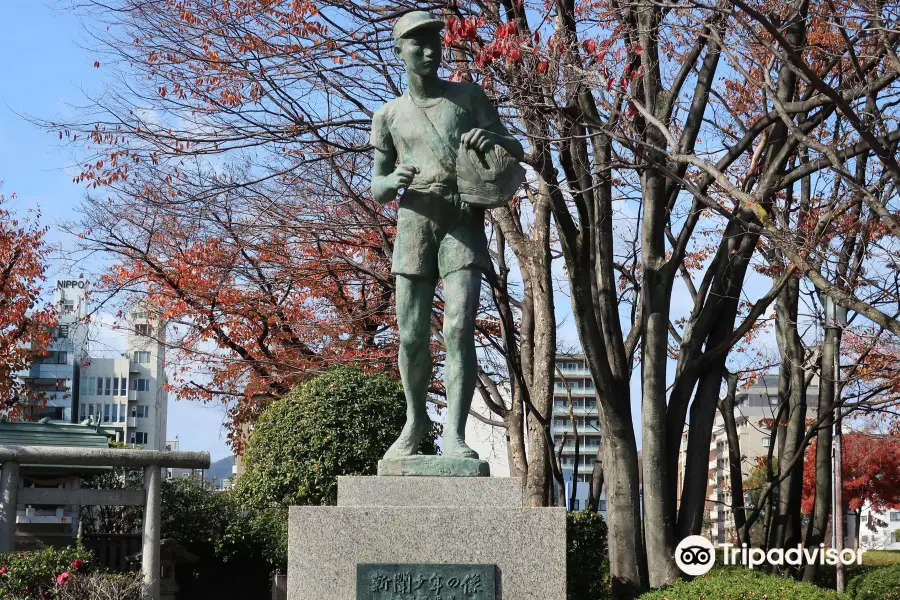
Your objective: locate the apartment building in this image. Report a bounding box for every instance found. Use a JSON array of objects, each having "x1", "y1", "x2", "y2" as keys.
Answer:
[
  {"x1": 552, "y1": 355, "x2": 605, "y2": 514},
  {"x1": 16, "y1": 278, "x2": 169, "y2": 451},
  {"x1": 677, "y1": 374, "x2": 820, "y2": 543}
]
